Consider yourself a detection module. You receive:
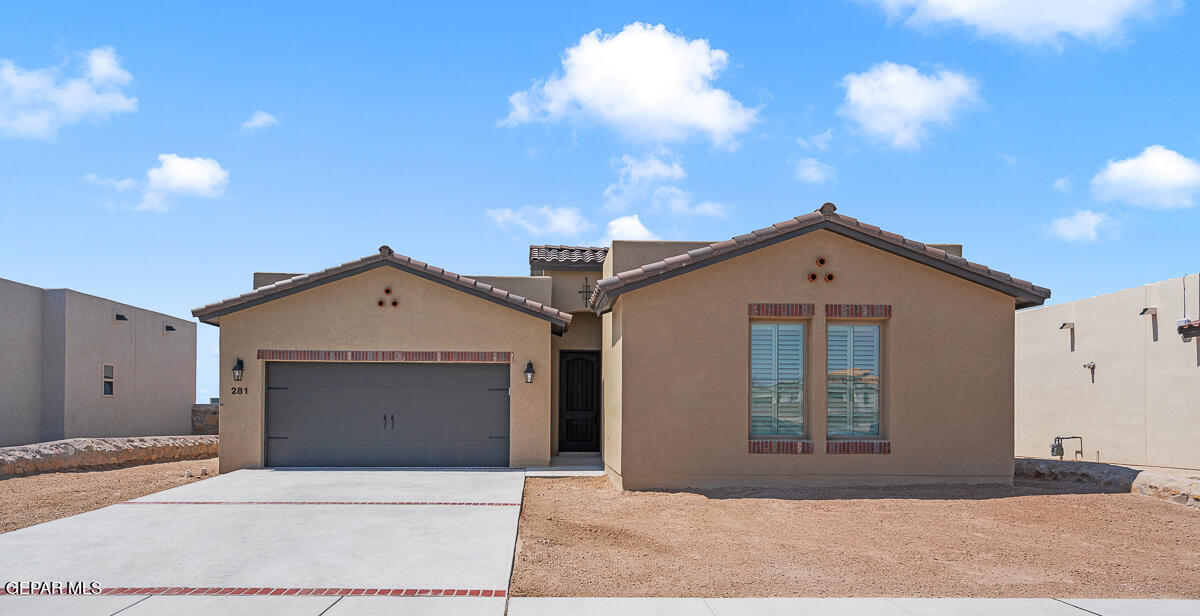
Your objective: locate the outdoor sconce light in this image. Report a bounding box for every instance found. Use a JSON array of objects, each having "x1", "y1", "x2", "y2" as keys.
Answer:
[
  {"x1": 232, "y1": 358, "x2": 245, "y2": 382},
  {"x1": 523, "y1": 361, "x2": 536, "y2": 384}
]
